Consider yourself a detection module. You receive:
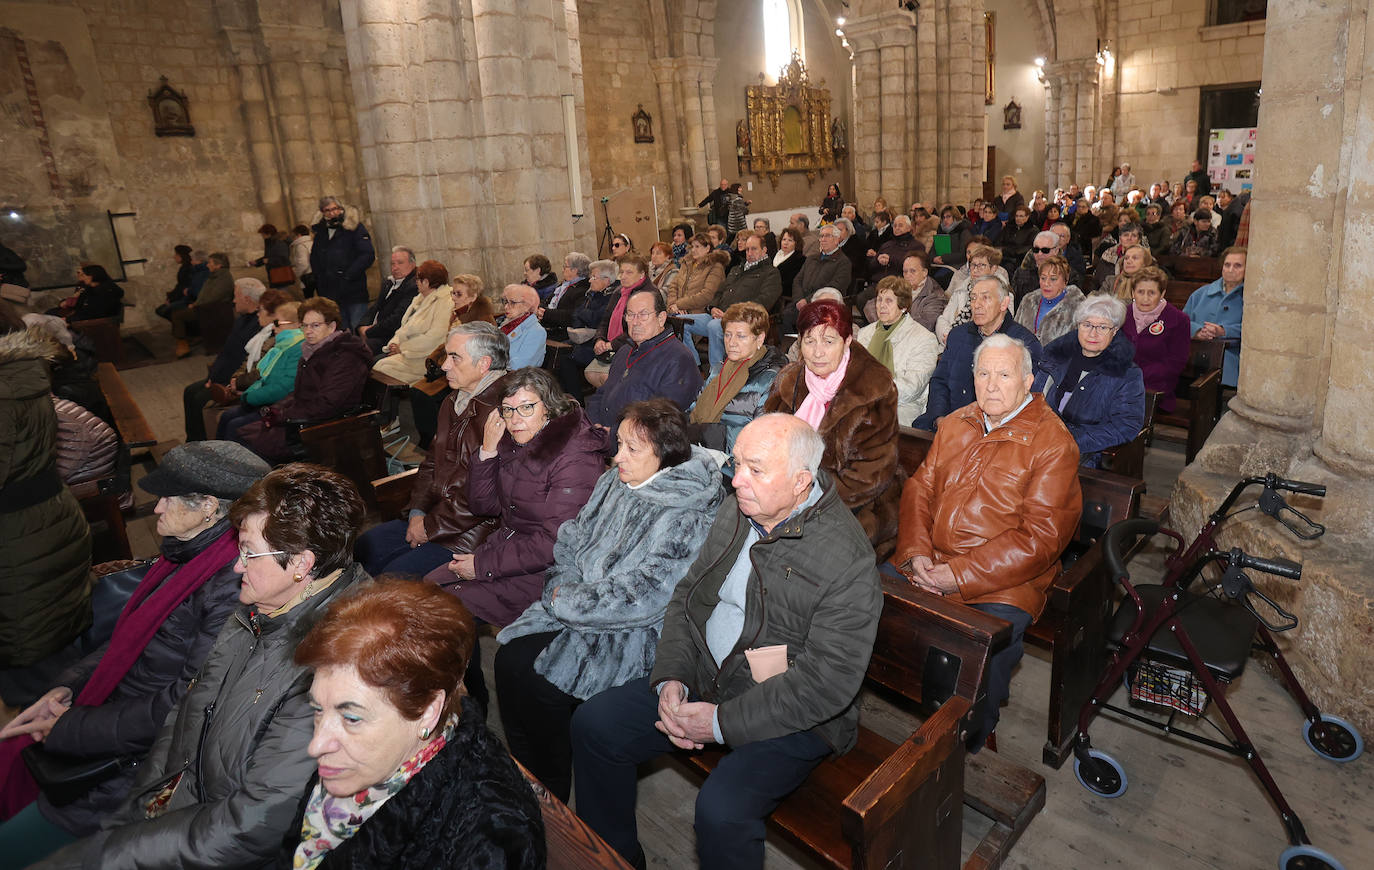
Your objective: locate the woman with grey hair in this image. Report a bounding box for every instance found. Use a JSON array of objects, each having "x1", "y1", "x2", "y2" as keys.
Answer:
[
  {"x1": 1036, "y1": 294, "x2": 1146, "y2": 468},
  {"x1": 555, "y1": 259, "x2": 622, "y2": 396},
  {"x1": 0, "y1": 442, "x2": 269, "y2": 864}
]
